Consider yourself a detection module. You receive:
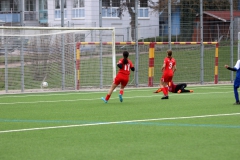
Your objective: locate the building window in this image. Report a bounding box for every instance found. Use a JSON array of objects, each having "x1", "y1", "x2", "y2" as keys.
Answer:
[
  {"x1": 72, "y1": 0, "x2": 84, "y2": 18},
  {"x1": 24, "y1": 0, "x2": 36, "y2": 21},
  {"x1": 39, "y1": 0, "x2": 48, "y2": 22},
  {"x1": 102, "y1": 0, "x2": 121, "y2": 18},
  {"x1": 55, "y1": 0, "x2": 67, "y2": 19},
  {"x1": 127, "y1": 0, "x2": 149, "y2": 18},
  {"x1": 40, "y1": 0, "x2": 48, "y2": 10},
  {"x1": 0, "y1": 0, "x2": 19, "y2": 12},
  {"x1": 139, "y1": 0, "x2": 148, "y2": 17},
  {"x1": 25, "y1": 0, "x2": 36, "y2": 11}
]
